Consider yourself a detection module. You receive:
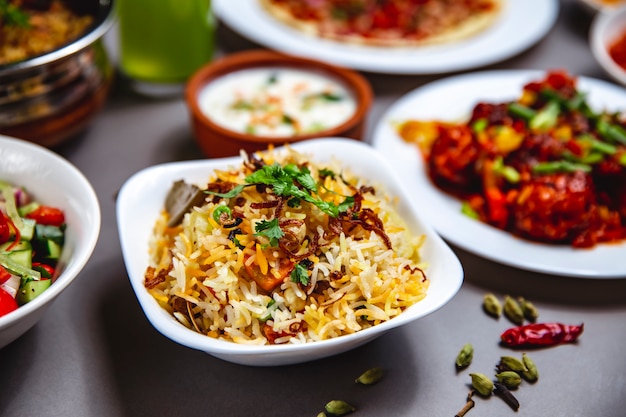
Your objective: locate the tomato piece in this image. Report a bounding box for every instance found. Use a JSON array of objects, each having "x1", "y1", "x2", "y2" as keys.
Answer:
[
  {"x1": 26, "y1": 206, "x2": 65, "y2": 226},
  {"x1": 0, "y1": 265, "x2": 12, "y2": 285},
  {"x1": 0, "y1": 213, "x2": 9, "y2": 244},
  {"x1": 32, "y1": 262, "x2": 55, "y2": 279},
  {"x1": 0, "y1": 287, "x2": 18, "y2": 317}
]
